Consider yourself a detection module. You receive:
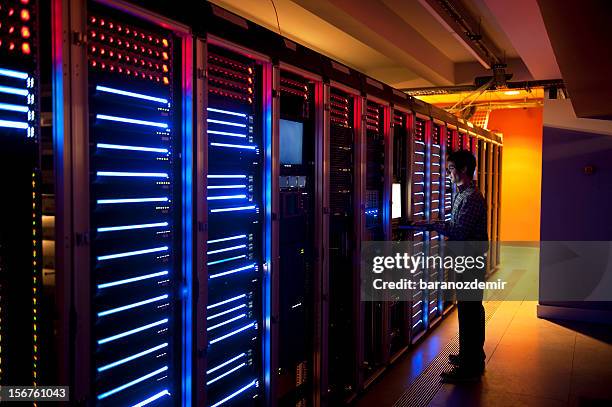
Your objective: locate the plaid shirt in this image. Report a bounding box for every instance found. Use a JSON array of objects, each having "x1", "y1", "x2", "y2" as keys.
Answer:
[{"x1": 443, "y1": 182, "x2": 488, "y2": 242}]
